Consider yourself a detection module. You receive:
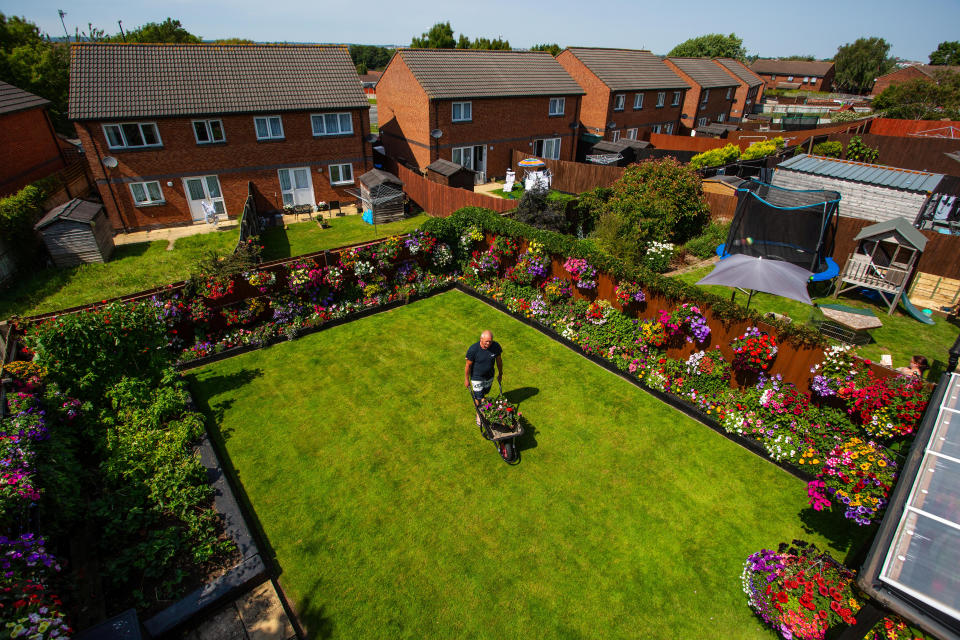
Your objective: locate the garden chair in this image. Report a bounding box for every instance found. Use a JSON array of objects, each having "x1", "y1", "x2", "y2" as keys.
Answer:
[{"x1": 327, "y1": 200, "x2": 342, "y2": 216}]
